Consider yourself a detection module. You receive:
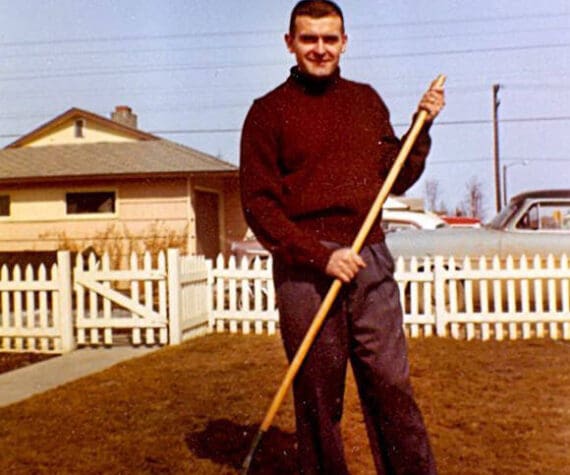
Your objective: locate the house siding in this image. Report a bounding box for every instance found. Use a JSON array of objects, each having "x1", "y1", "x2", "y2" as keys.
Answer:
[
  {"x1": 22, "y1": 121, "x2": 140, "y2": 147},
  {"x1": 0, "y1": 175, "x2": 247, "y2": 260}
]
